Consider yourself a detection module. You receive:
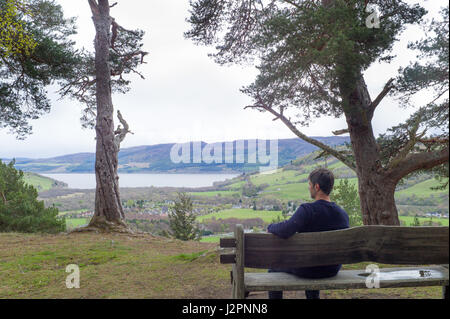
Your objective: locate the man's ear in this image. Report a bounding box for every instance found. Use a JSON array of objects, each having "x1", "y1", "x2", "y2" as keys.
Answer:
[{"x1": 314, "y1": 183, "x2": 320, "y2": 192}]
